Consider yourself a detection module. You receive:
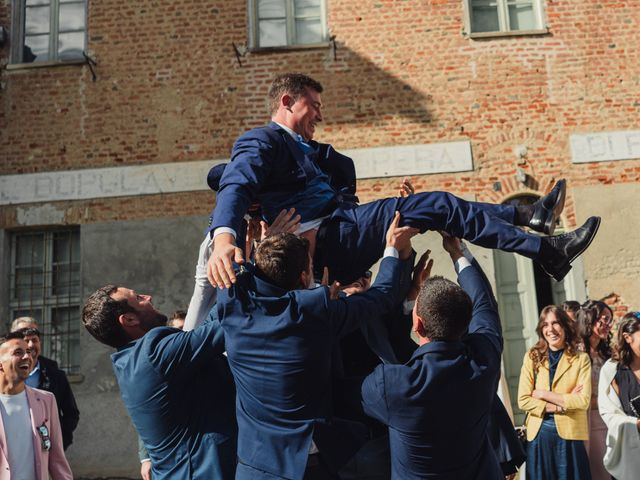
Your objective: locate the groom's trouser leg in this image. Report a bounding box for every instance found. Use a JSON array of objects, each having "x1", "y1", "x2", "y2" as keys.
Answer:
[{"x1": 319, "y1": 191, "x2": 542, "y2": 283}]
